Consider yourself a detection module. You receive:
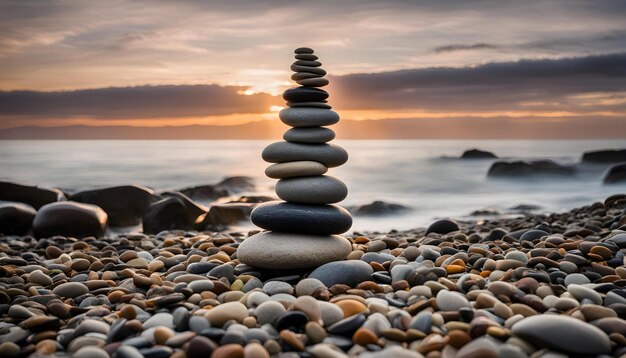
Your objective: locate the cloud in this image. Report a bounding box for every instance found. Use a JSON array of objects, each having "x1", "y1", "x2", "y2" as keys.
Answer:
[
  {"x1": 0, "y1": 85, "x2": 279, "y2": 121},
  {"x1": 330, "y1": 52, "x2": 626, "y2": 112},
  {"x1": 433, "y1": 43, "x2": 498, "y2": 53}
]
